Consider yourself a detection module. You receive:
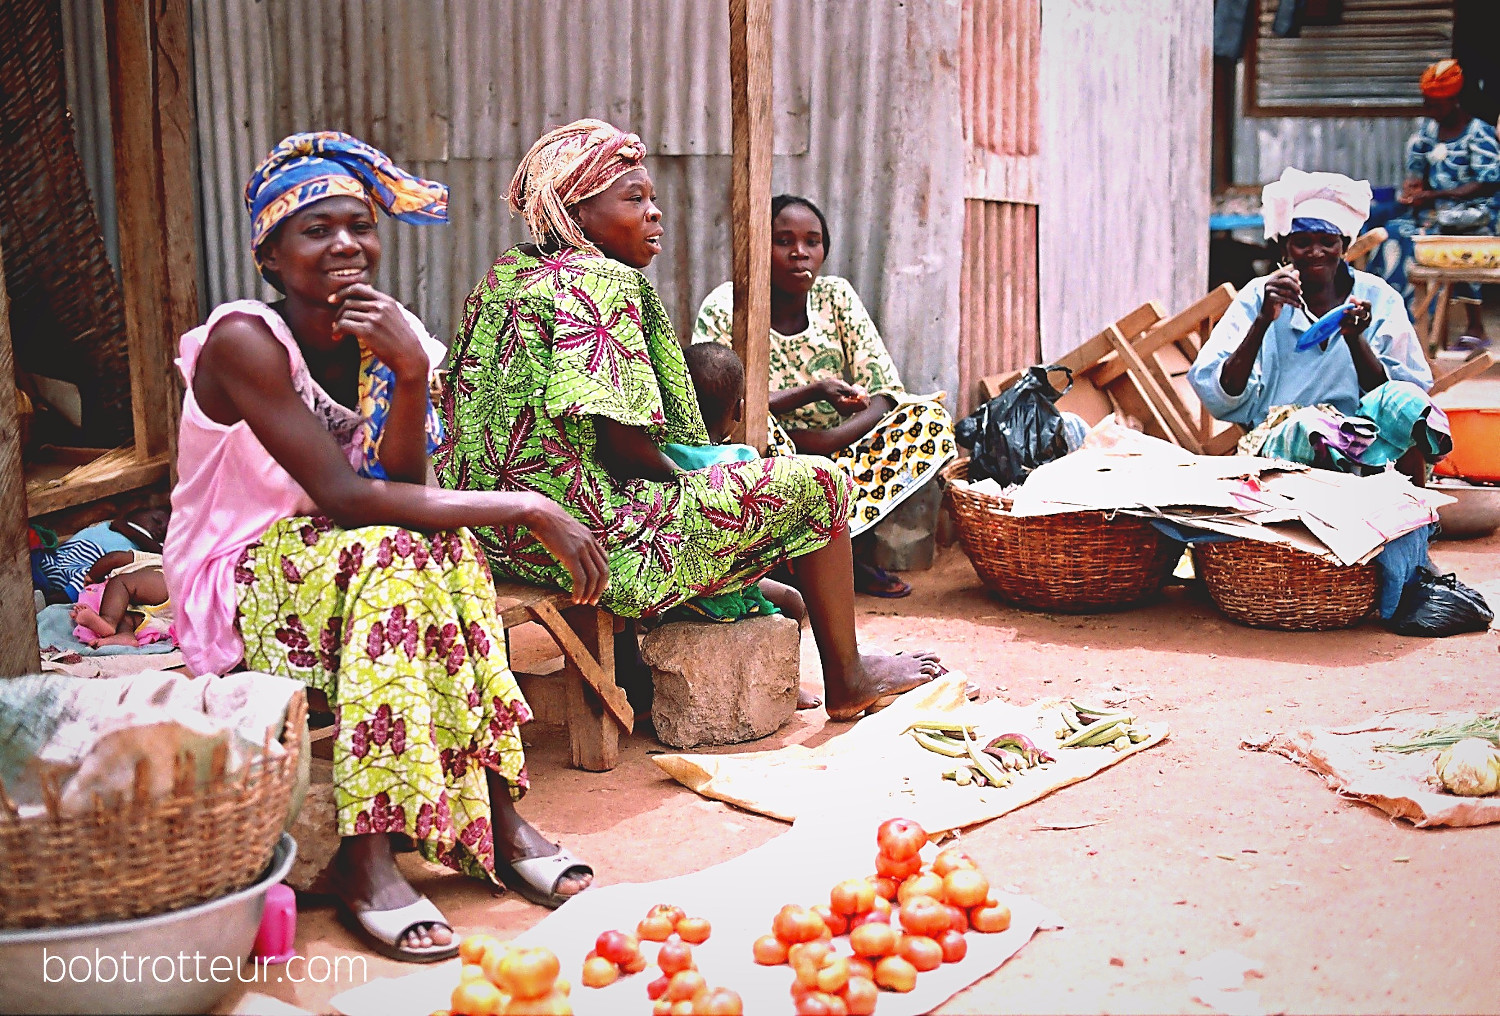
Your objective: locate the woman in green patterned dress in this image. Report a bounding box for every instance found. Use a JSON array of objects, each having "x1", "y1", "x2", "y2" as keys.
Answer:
[
  {"x1": 694, "y1": 195, "x2": 957, "y2": 597},
  {"x1": 167, "y1": 133, "x2": 607, "y2": 962},
  {"x1": 438, "y1": 120, "x2": 942, "y2": 718}
]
